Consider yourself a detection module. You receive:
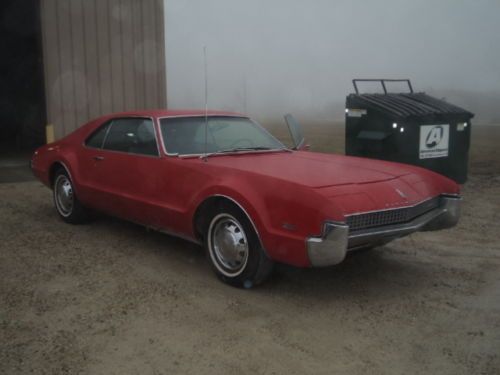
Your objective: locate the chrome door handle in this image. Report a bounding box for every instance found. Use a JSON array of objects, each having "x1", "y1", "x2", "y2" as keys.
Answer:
[{"x1": 93, "y1": 156, "x2": 104, "y2": 161}]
